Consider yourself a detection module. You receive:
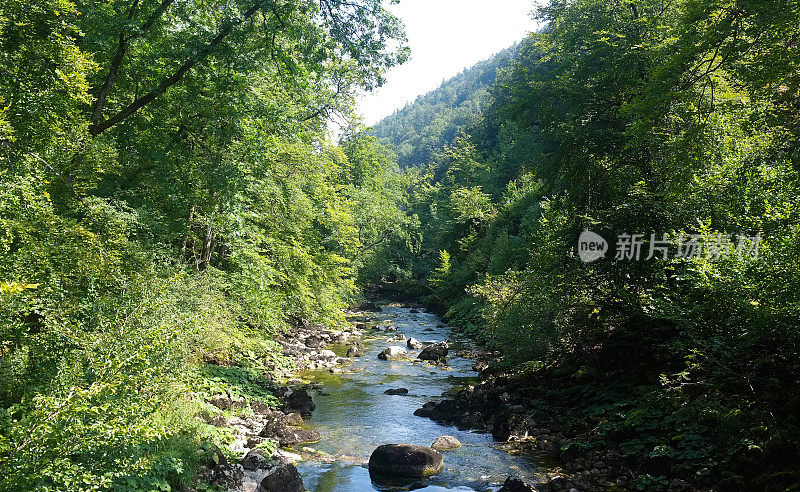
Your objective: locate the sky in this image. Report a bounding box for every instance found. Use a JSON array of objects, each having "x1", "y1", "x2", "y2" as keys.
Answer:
[{"x1": 358, "y1": 0, "x2": 541, "y2": 126}]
